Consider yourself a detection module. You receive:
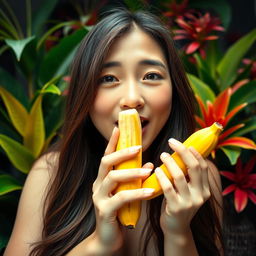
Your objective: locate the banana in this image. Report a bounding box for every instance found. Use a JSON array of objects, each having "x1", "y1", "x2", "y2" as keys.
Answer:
[
  {"x1": 114, "y1": 109, "x2": 142, "y2": 229},
  {"x1": 142, "y1": 122, "x2": 223, "y2": 200}
]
